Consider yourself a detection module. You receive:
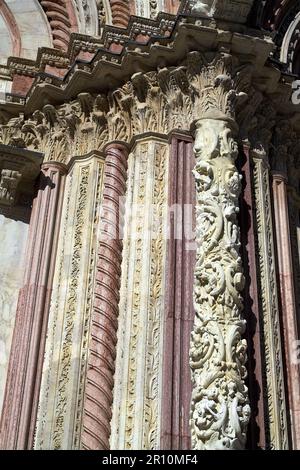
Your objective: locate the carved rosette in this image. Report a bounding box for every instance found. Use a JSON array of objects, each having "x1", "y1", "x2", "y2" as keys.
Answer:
[{"x1": 190, "y1": 116, "x2": 250, "y2": 450}]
